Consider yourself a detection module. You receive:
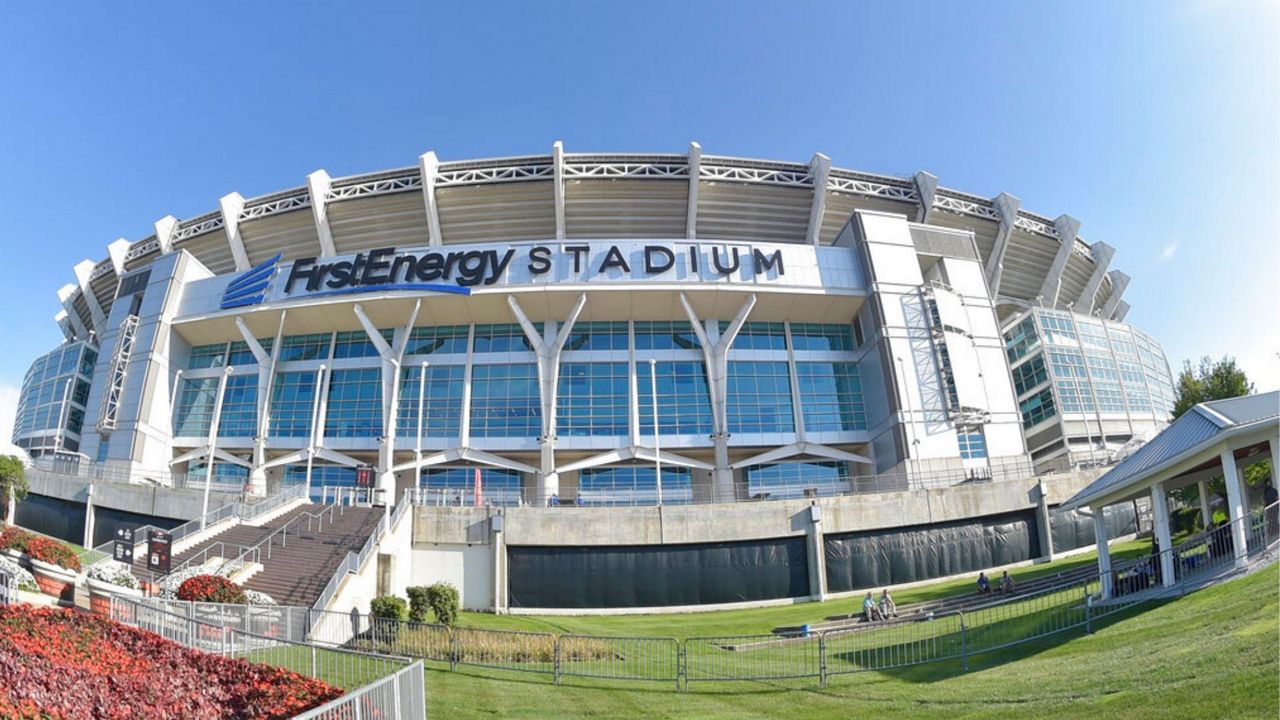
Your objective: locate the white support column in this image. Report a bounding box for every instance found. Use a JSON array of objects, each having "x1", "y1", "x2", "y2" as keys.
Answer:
[
  {"x1": 355, "y1": 301, "x2": 421, "y2": 505},
  {"x1": 58, "y1": 284, "x2": 90, "y2": 341},
  {"x1": 1221, "y1": 449, "x2": 1249, "y2": 566},
  {"x1": 686, "y1": 141, "x2": 702, "y2": 239},
  {"x1": 305, "y1": 171, "x2": 338, "y2": 257},
  {"x1": 679, "y1": 292, "x2": 757, "y2": 502},
  {"x1": 236, "y1": 312, "x2": 286, "y2": 496},
  {"x1": 552, "y1": 140, "x2": 566, "y2": 240},
  {"x1": 1198, "y1": 478, "x2": 1213, "y2": 528},
  {"x1": 106, "y1": 238, "x2": 130, "y2": 277},
  {"x1": 913, "y1": 171, "x2": 938, "y2": 224},
  {"x1": 1150, "y1": 482, "x2": 1176, "y2": 587},
  {"x1": 1092, "y1": 506, "x2": 1113, "y2": 598},
  {"x1": 218, "y1": 192, "x2": 251, "y2": 271},
  {"x1": 508, "y1": 293, "x2": 588, "y2": 501},
  {"x1": 1099, "y1": 270, "x2": 1130, "y2": 319},
  {"x1": 1075, "y1": 242, "x2": 1115, "y2": 313},
  {"x1": 491, "y1": 515, "x2": 506, "y2": 613},
  {"x1": 805, "y1": 153, "x2": 831, "y2": 246},
  {"x1": 985, "y1": 193, "x2": 1021, "y2": 295},
  {"x1": 1112, "y1": 300, "x2": 1131, "y2": 323},
  {"x1": 1271, "y1": 437, "x2": 1280, "y2": 490},
  {"x1": 1036, "y1": 479, "x2": 1055, "y2": 562},
  {"x1": 1038, "y1": 214, "x2": 1081, "y2": 308},
  {"x1": 154, "y1": 215, "x2": 180, "y2": 255},
  {"x1": 418, "y1": 151, "x2": 443, "y2": 246},
  {"x1": 806, "y1": 504, "x2": 827, "y2": 601}
]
